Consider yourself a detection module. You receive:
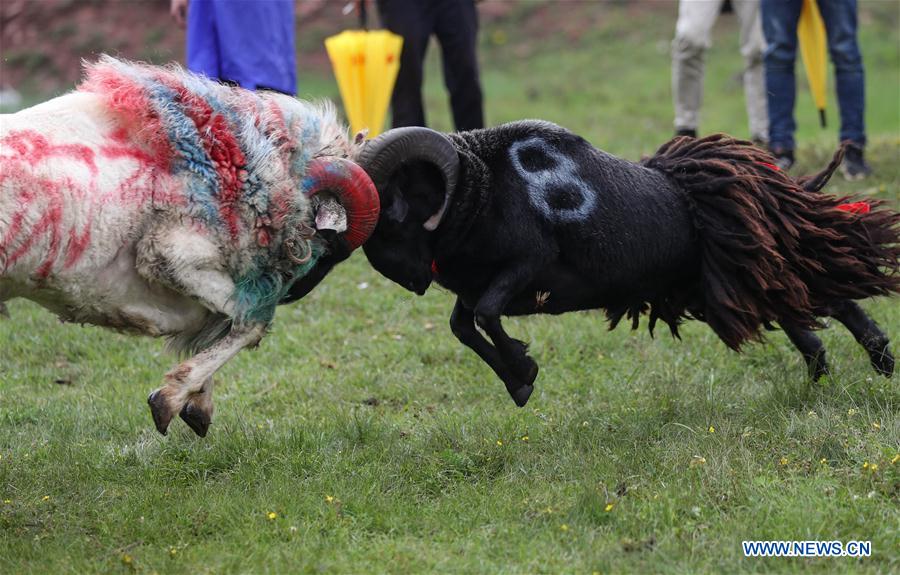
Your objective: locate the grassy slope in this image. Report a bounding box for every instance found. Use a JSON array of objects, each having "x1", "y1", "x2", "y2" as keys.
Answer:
[{"x1": 1, "y1": 3, "x2": 898, "y2": 573}]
